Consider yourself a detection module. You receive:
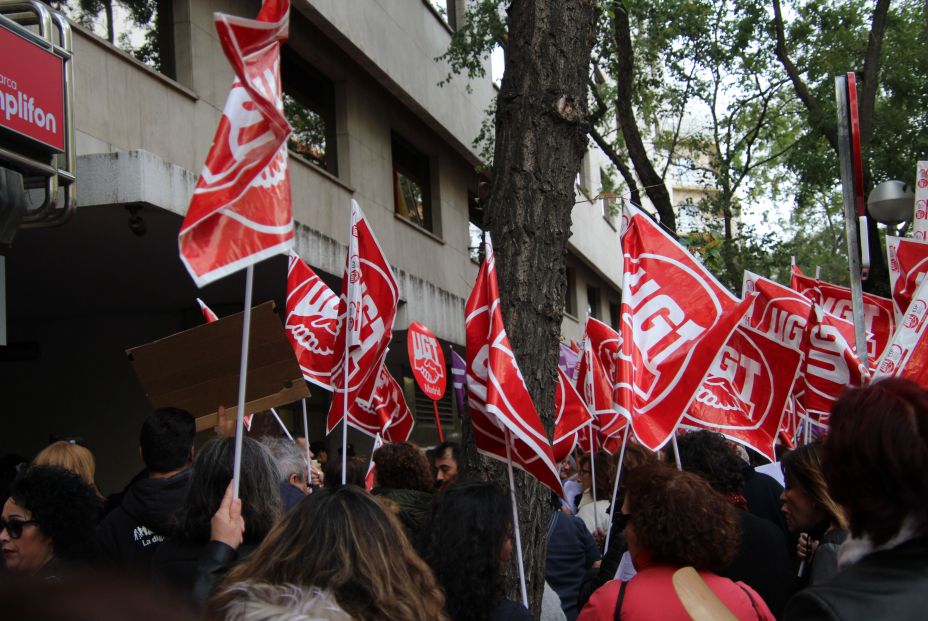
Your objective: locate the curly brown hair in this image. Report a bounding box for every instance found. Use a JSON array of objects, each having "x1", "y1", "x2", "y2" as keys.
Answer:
[
  {"x1": 624, "y1": 463, "x2": 741, "y2": 570},
  {"x1": 578, "y1": 450, "x2": 614, "y2": 499},
  {"x1": 373, "y1": 442, "x2": 433, "y2": 492}
]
